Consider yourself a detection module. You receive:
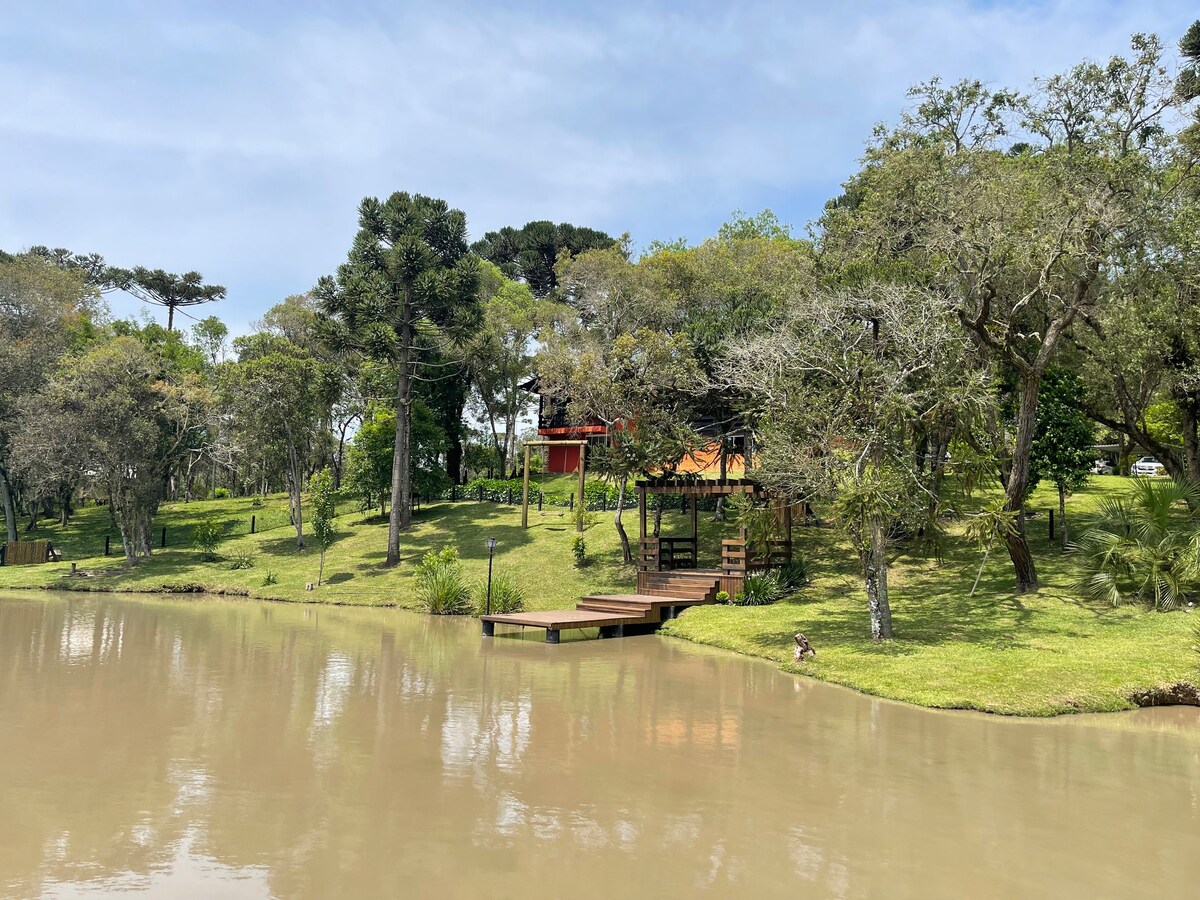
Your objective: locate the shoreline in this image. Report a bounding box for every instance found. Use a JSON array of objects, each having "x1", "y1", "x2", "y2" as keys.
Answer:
[{"x1": 5, "y1": 580, "x2": 1198, "y2": 720}]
